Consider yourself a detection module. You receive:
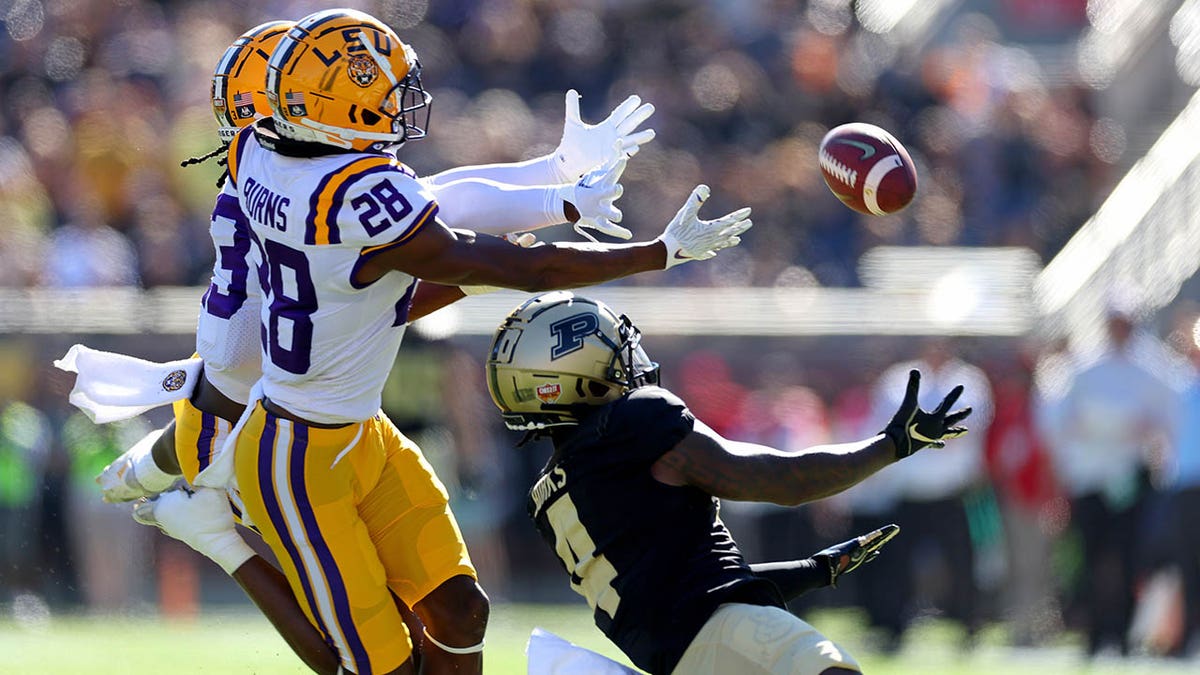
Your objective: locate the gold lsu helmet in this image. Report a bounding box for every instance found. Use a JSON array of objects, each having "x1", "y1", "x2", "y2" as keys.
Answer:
[
  {"x1": 211, "y1": 20, "x2": 295, "y2": 143},
  {"x1": 486, "y1": 292, "x2": 661, "y2": 431},
  {"x1": 264, "y1": 8, "x2": 431, "y2": 151}
]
